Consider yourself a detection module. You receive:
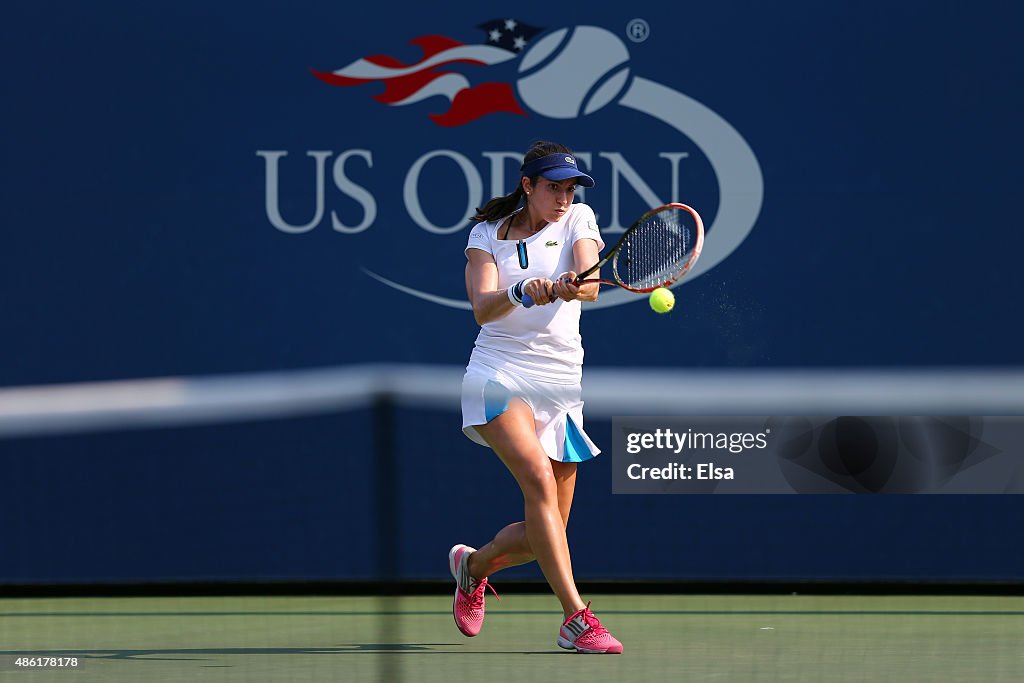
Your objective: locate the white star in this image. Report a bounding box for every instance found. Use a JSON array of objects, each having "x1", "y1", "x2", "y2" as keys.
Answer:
[
  {"x1": 504, "y1": 19, "x2": 517, "y2": 31},
  {"x1": 488, "y1": 28, "x2": 502, "y2": 43},
  {"x1": 512, "y1": 35, "x2": 526, "y2": 50}
]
